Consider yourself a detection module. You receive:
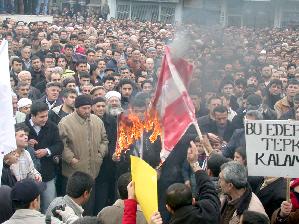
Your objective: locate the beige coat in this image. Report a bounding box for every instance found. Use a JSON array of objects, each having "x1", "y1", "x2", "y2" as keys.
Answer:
[
  {"x1": 221, "y1": 193, "x2": 268, "y2": 224},
  {"x1": 274, "y1": 96, "x2": 291, "y2": 118},
  {"x1": 97, "y1": 199, "x2": 147, "y2": 224},
  {"x1": 58, "y1": 111, "x2": 108, "y2": 179}
]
